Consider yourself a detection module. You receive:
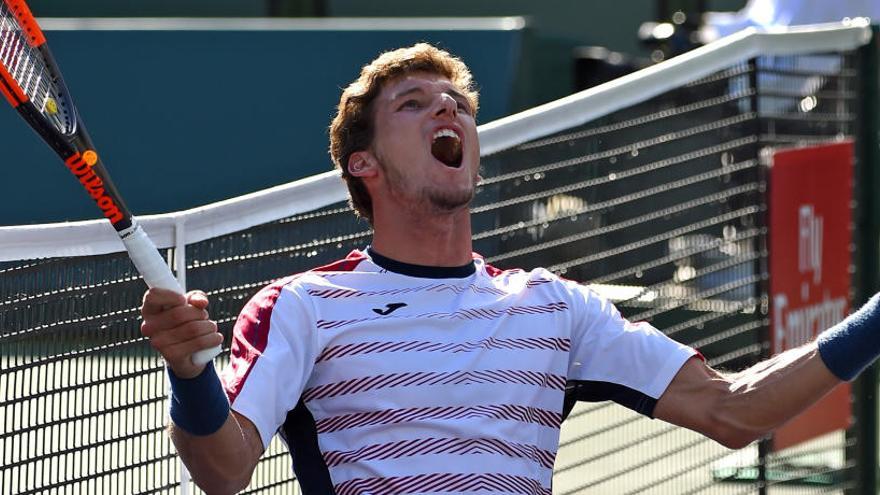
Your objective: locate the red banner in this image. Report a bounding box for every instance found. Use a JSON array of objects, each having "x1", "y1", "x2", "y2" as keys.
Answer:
[{"x1": 769, "y1": 141, "x2": 853, "y2": 451}]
